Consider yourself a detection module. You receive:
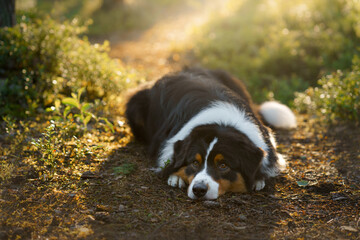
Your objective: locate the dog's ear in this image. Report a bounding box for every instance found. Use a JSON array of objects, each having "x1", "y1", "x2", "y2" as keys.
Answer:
[
  {"x1": 159, "y1": 140, "x2": 188, "y2": 178},
  {"x1": 173, "y1": 140, "x2": 187, "y2": 168},
  {"x1": 233, "y1": 133, "x2": 264, "y2": 191}
]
